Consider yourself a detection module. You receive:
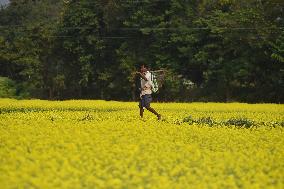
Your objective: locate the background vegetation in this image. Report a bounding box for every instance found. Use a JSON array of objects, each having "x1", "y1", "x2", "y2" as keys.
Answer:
[{"x1": 0, "y1": 0, "x2": 283, "y2": 102}]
